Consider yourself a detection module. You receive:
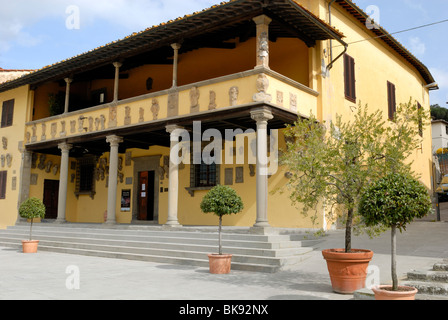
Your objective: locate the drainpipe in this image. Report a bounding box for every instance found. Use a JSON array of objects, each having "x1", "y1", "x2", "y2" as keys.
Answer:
[{"x1": 326, "y1": 0, "x2": 348, "y2": 72}]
